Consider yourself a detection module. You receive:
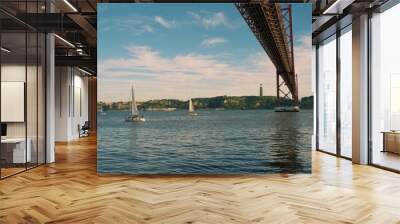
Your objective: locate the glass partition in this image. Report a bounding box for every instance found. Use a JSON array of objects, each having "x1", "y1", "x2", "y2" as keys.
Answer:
[
  {"x1": 0, "y1": 1, "x2": 46, "y2": 179},
  {"x1": 38, "y1": 32, "x2": 46, "y2": 165},
  {"x1": 370, "y1": 3, "x2": 400, "y2": 171},
  {"x1": 339, "y1": 27, "x2": 352, "y2": 158},
  {"x1": 317, "y1": 35, "x2": 337, "y2": 154},
  {"x1": 1, "y1": 31, "x2": 28, "y2": 177},
  {"x1": 27, "y1": 31, "x2": 38, "y2": 169}
]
